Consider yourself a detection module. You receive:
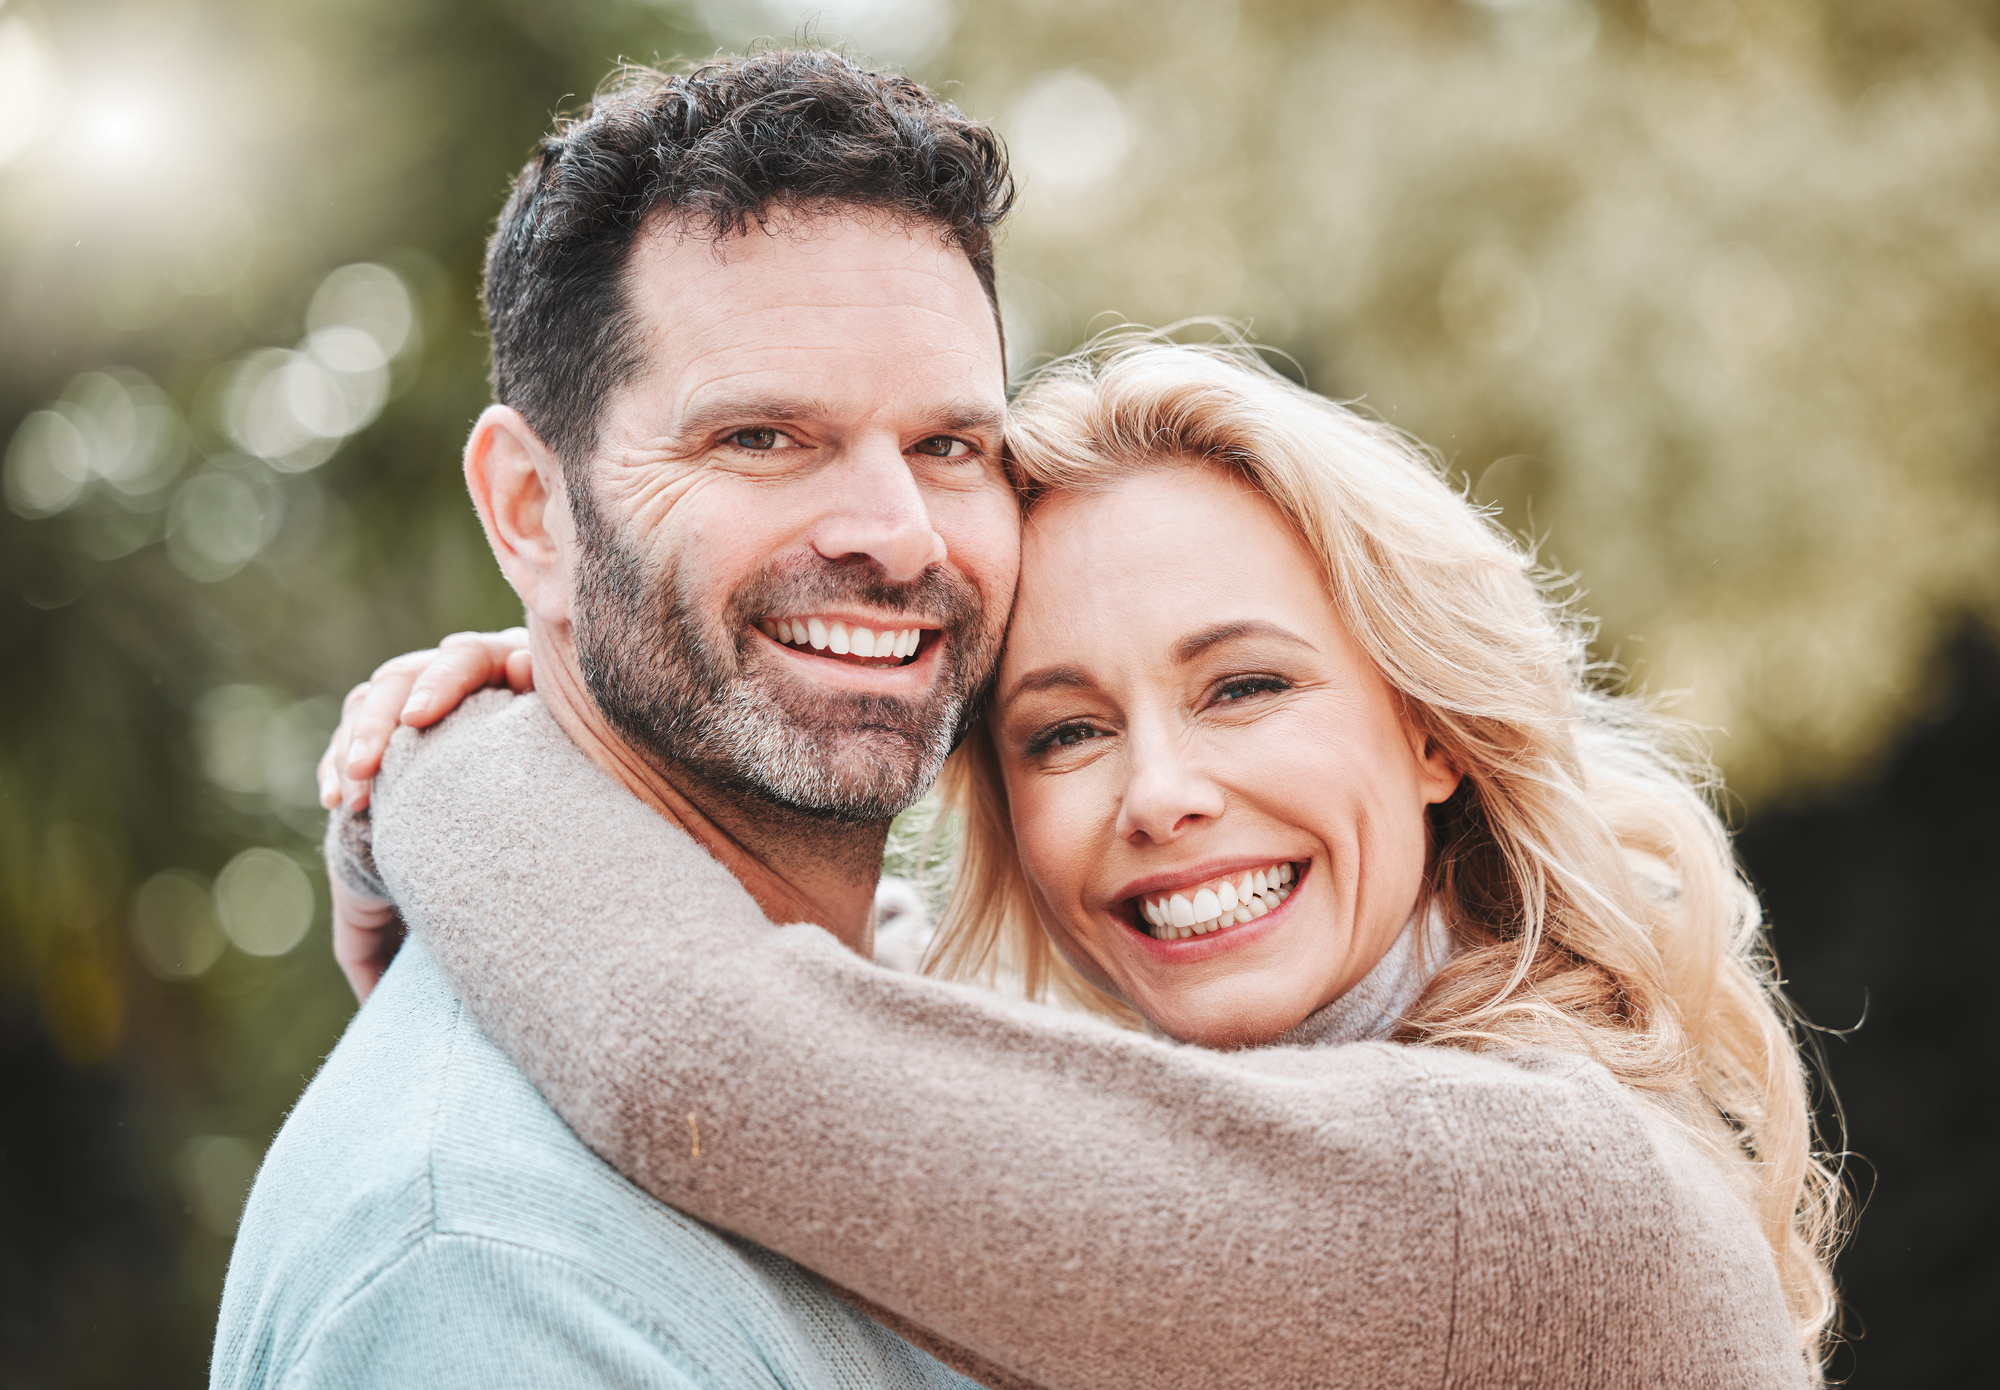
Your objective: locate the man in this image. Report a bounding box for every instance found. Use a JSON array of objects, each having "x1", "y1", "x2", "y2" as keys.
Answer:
[{"x1": 214, "y1": 51, "x2": 1026, "y2": 1389}]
